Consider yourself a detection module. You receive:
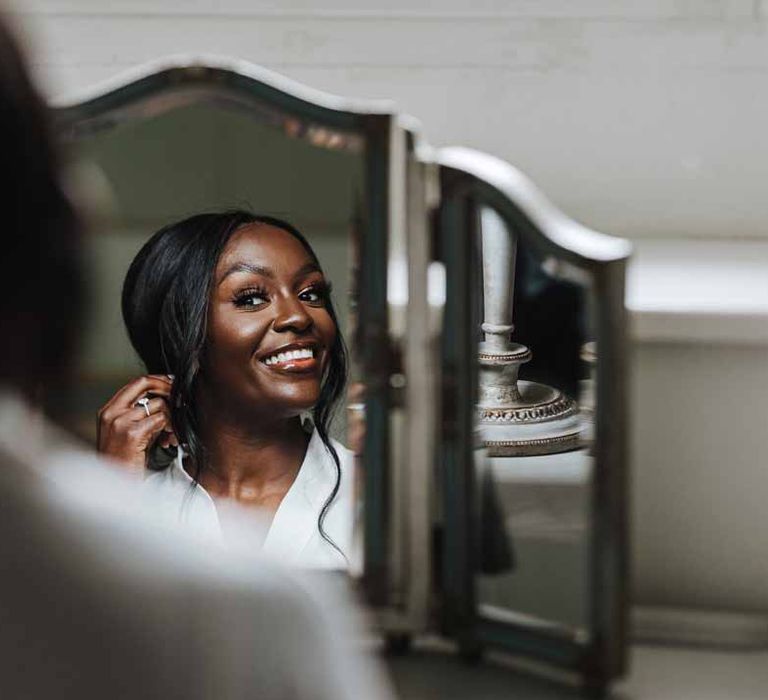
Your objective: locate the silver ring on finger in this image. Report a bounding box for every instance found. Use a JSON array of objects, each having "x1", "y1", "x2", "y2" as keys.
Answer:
[{"x1": 136, "y1": 397, "x2": 151, "y2": 417}]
